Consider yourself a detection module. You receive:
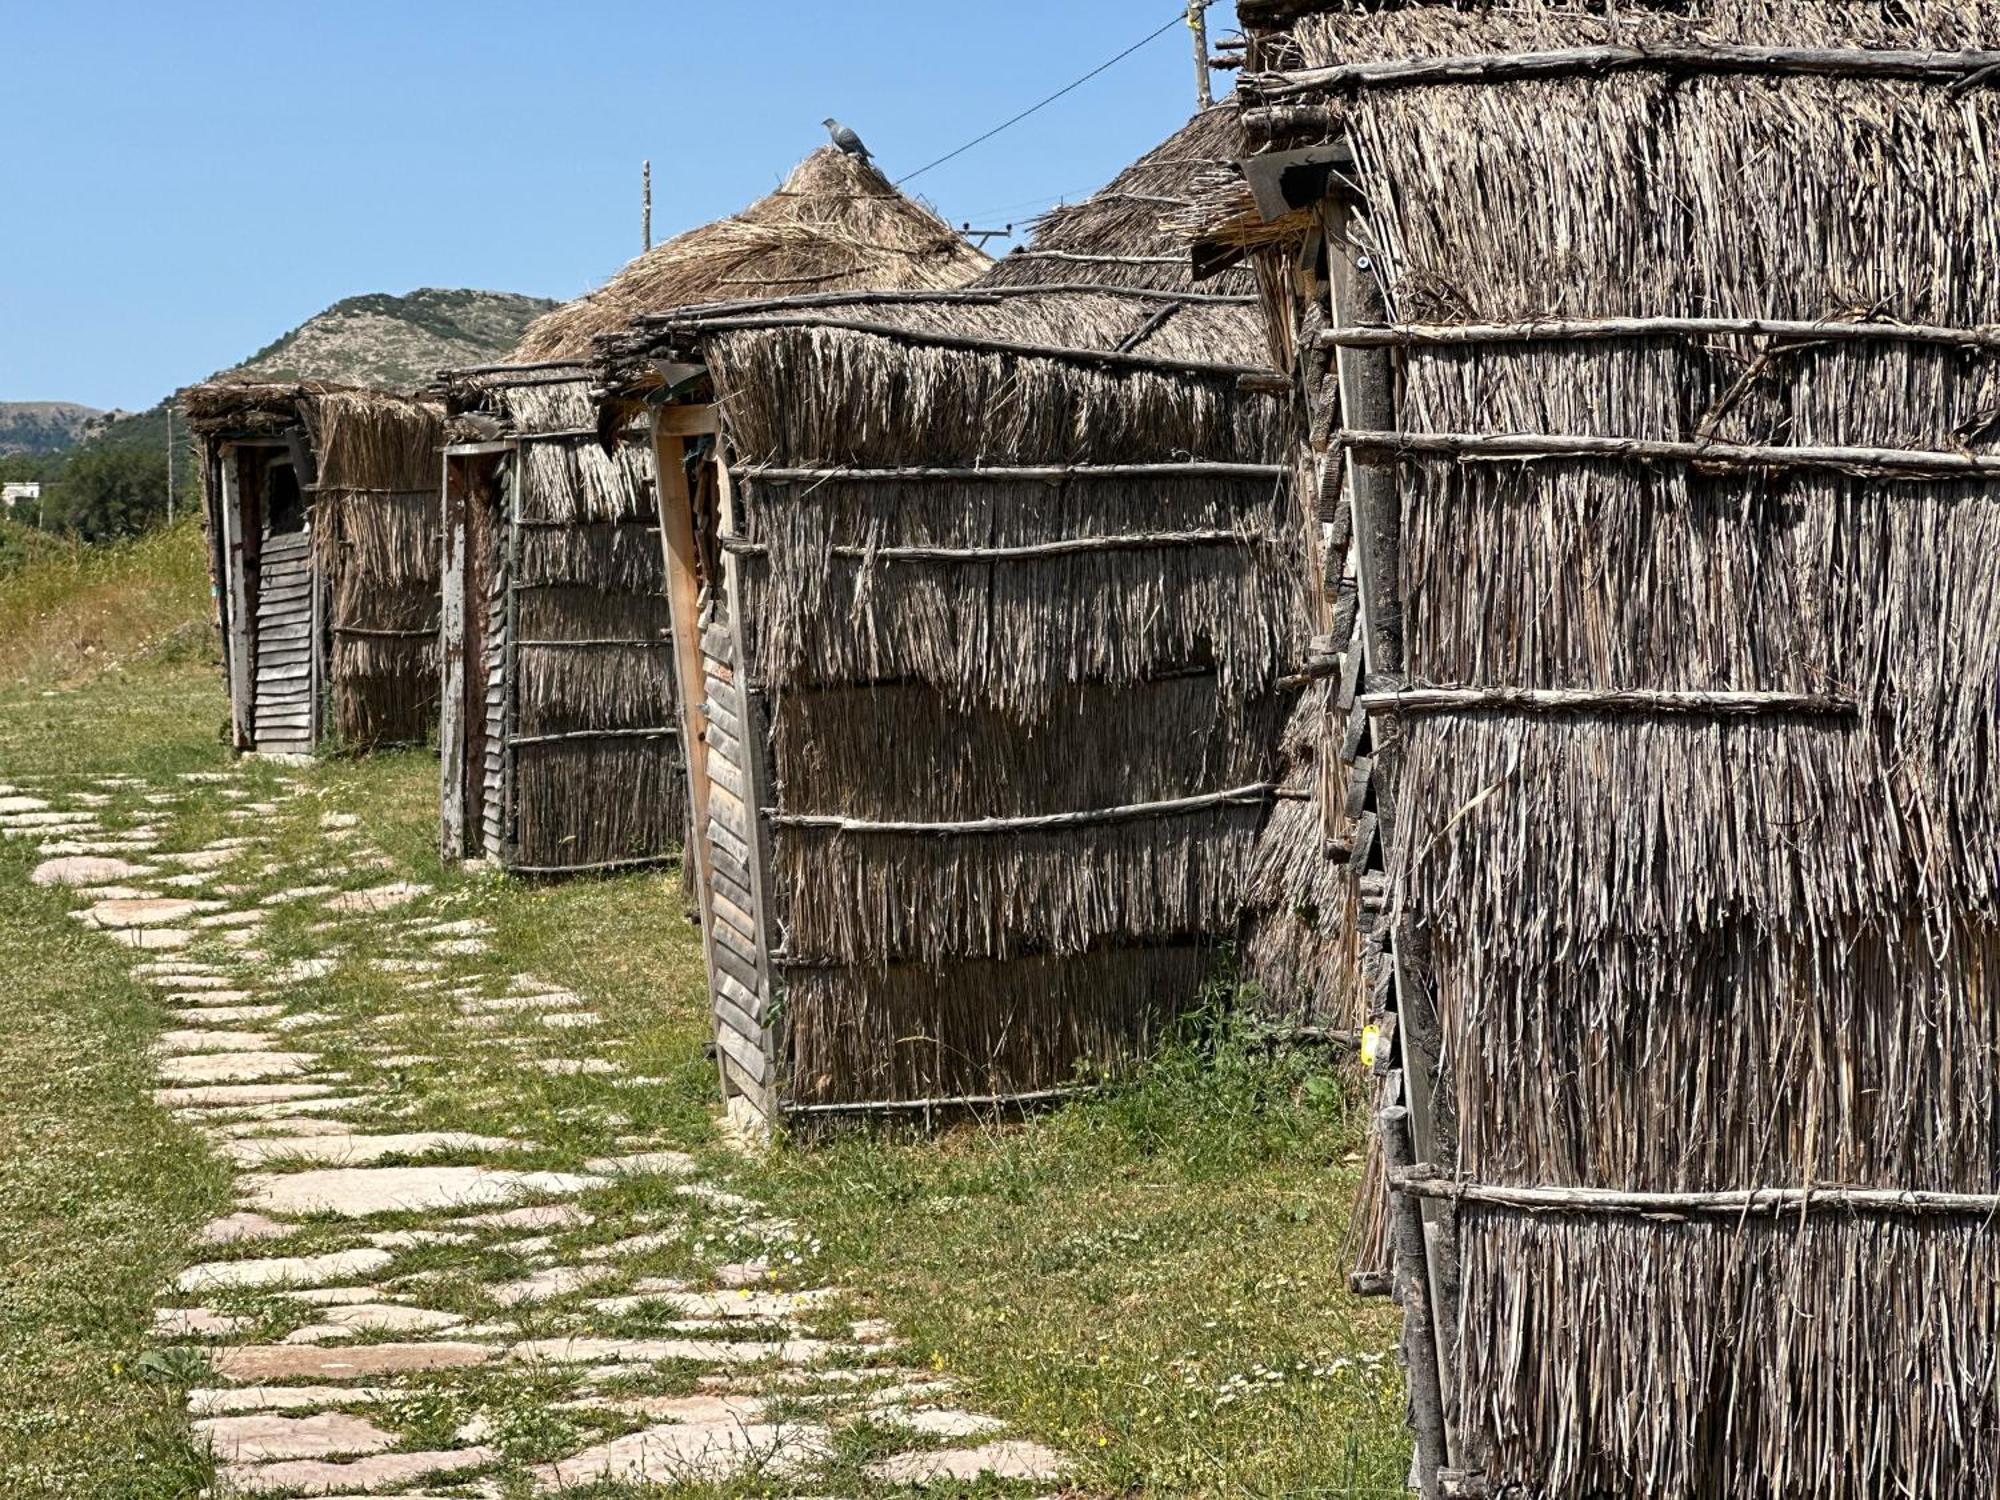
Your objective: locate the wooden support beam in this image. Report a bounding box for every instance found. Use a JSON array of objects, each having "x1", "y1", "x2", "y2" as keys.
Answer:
[
  {"x1": 1318, "y1": 315, "x2": 2000, "y2": 351},
  {"x1": 1361, "y1": 687, "x2": 1857, "y2": 717},
  {"x1": 1339, "y1": 427, "x2": 2000, "y2": 480},
  {"x1": 1393, "y1": 1171, "x2": 2000, "y2": 1219},
  {"x1": 770, "y1": 783, "x2": 1276, "y2": 836}
]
